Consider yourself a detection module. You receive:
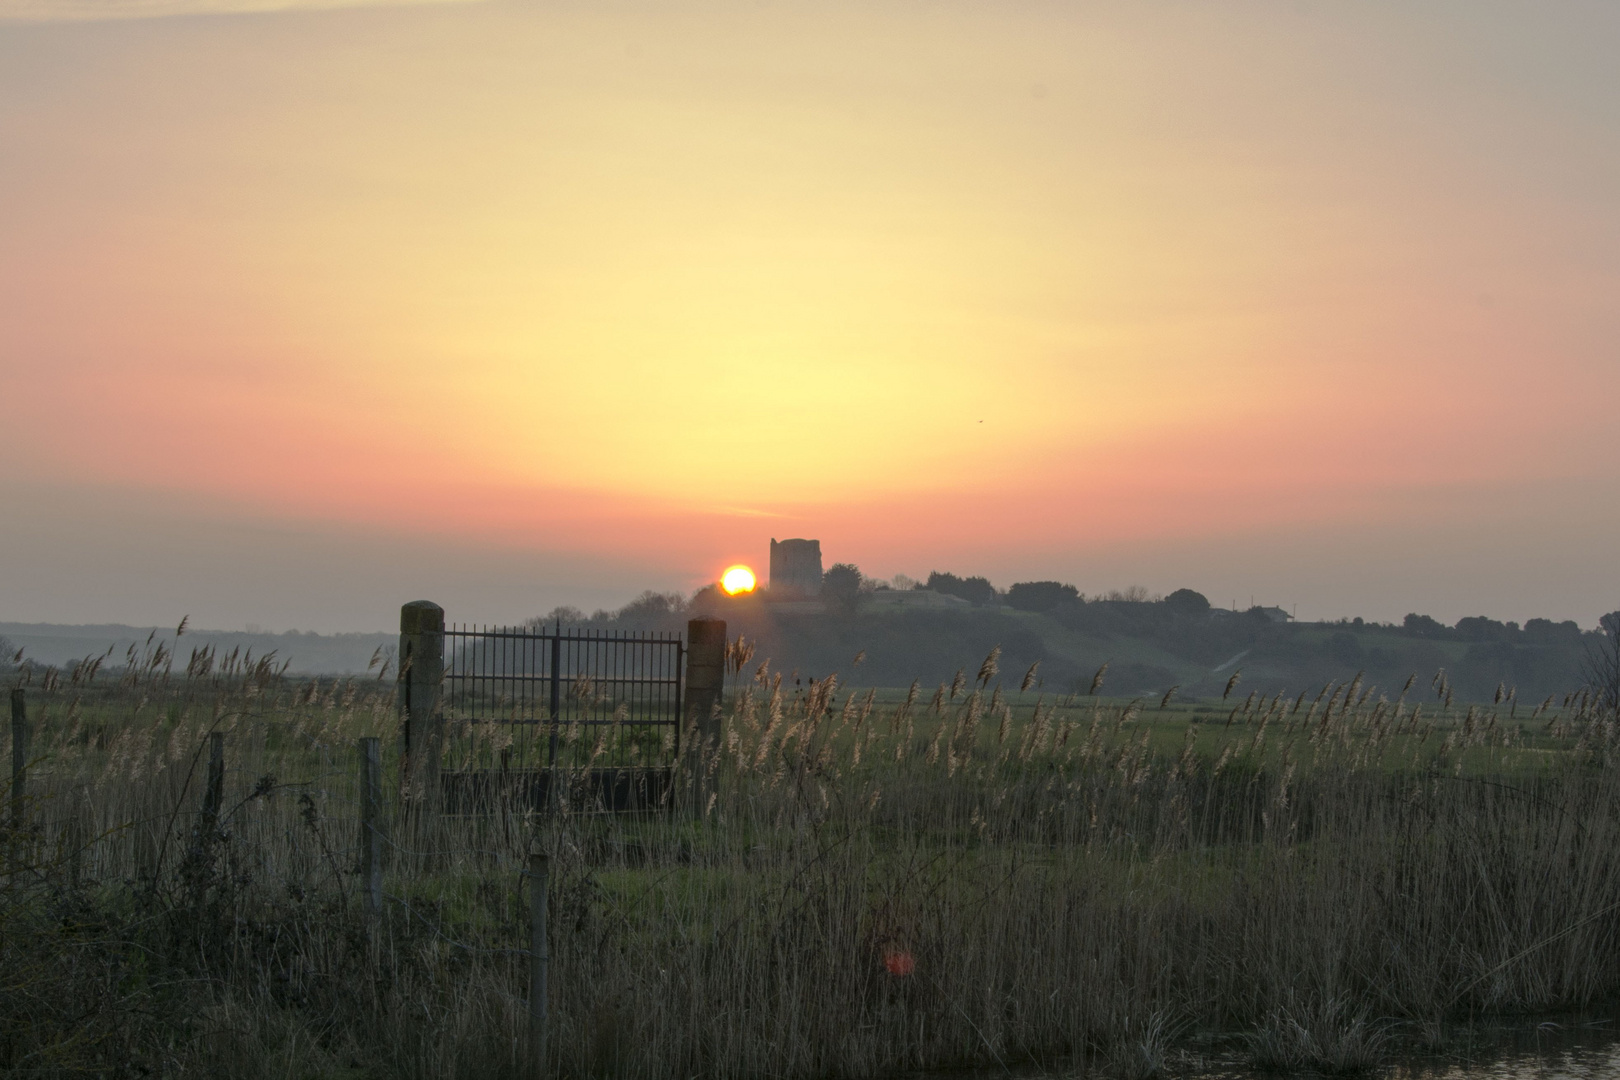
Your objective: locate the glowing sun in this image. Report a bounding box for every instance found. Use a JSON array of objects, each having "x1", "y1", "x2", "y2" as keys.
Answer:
[{"x1": 721, "y1": 565, "x2": 757, "y2": 595}]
